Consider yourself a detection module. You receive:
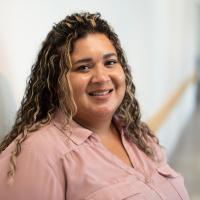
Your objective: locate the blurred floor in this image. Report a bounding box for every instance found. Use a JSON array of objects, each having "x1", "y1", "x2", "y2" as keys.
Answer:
[{"x1": 169, "y1": 100, "x2": 200, "y2": 200}]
